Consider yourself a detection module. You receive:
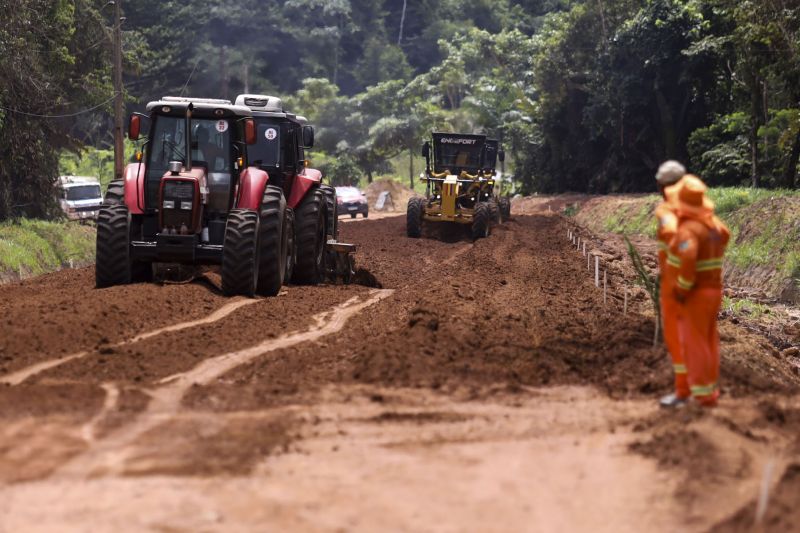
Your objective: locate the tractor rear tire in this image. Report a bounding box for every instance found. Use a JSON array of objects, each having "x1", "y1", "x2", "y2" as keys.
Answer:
[
  {"x1": 407, "y1": 197, "x2": 424, "y2": 238},
  {"x1": 320, "y1": 184, "x2": 338, "y2": 240},
  {"x1": 472, "y1": 202, "x2": 491, "y2": 240},
  {"x1": 284, "y1": 208, "x2": 295, "y2": 284},
  {"x1": 499, "y1": 197, "x2": 511, "y2": 221},
  {"x1": 292, "y1": 187, "x2": 327, "y2": 284},
  {"x1": 222, "y1": 209, "x2": 260, "y2": 297},
  {"x1": 256, "y1": 185, "x2": 287, "y2": 296},
  {"x1": 104, "y1": 179, "x2": 125, "y2": 205},
  {"x1": 96, "y1": 205, "x2": 132, "y2": 288}
]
